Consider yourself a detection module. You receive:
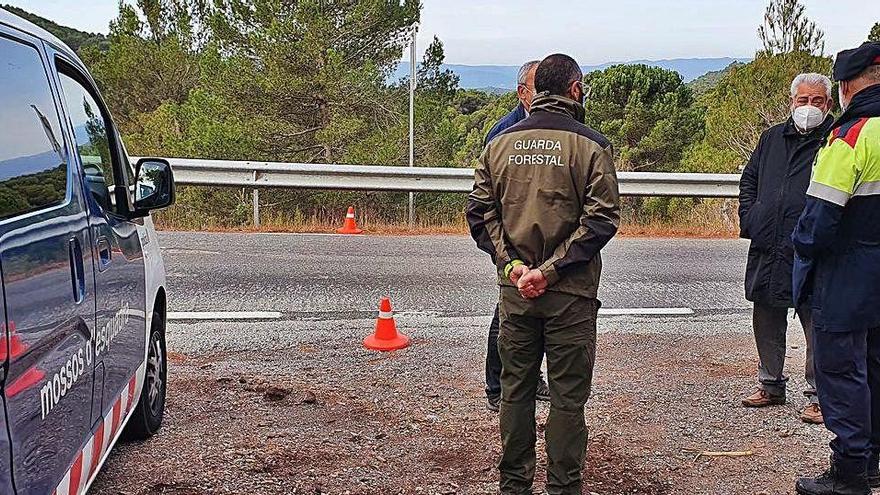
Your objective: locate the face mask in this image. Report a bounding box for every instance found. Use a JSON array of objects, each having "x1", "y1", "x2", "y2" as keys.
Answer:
[
  {"x1": 792, "y1": 105, "x2": 827, "y2": 132},
  {"x1": 524, "y1": 90, "x2": 536, "y2": 115}
]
